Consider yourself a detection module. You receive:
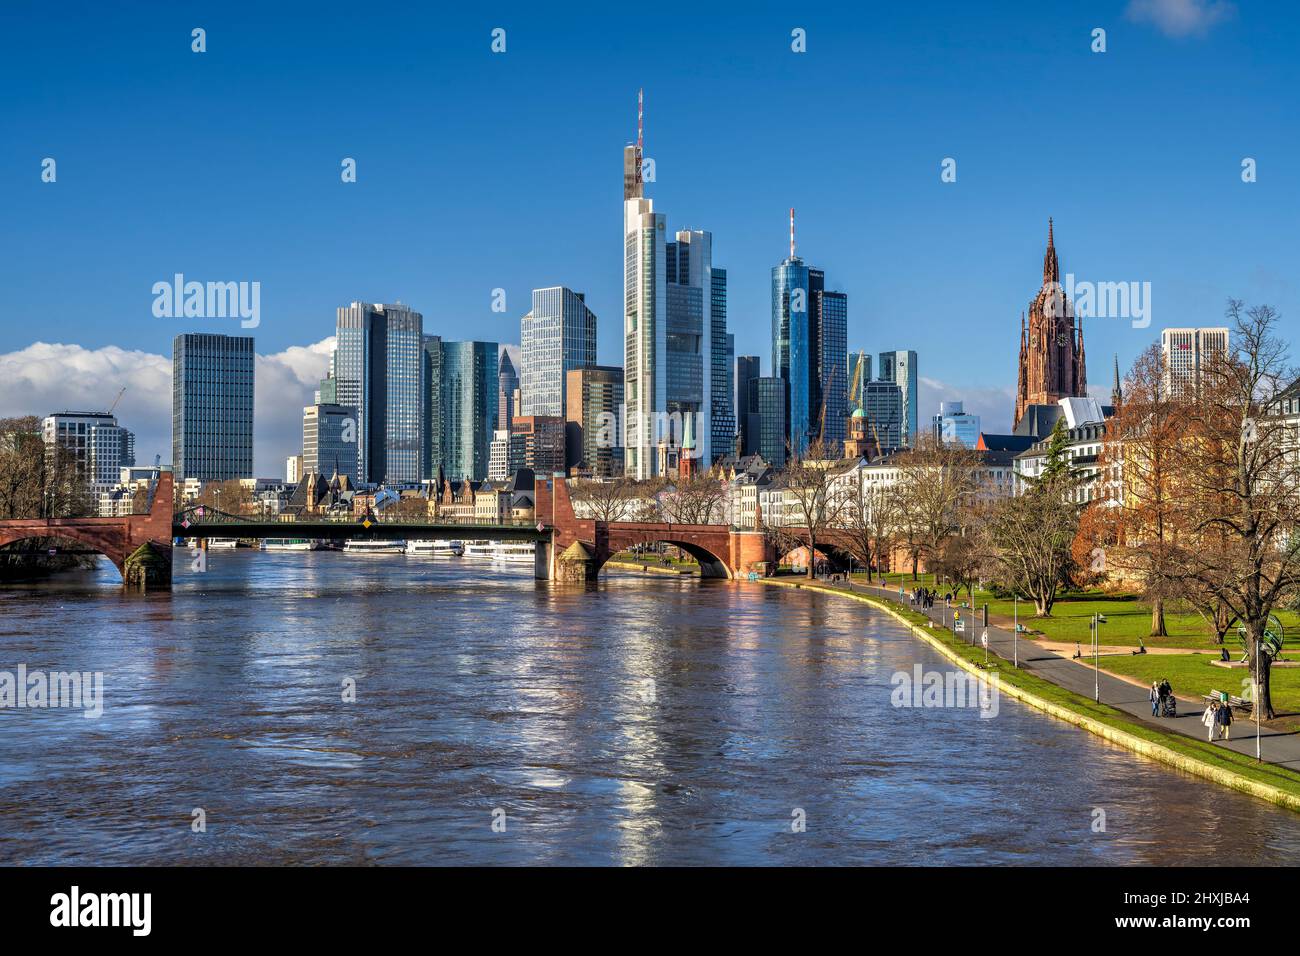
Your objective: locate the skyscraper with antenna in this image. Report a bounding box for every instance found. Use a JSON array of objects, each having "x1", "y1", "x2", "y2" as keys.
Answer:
[{"x1": 622, "y1": 89, "x2": 722, "y2": 476}]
